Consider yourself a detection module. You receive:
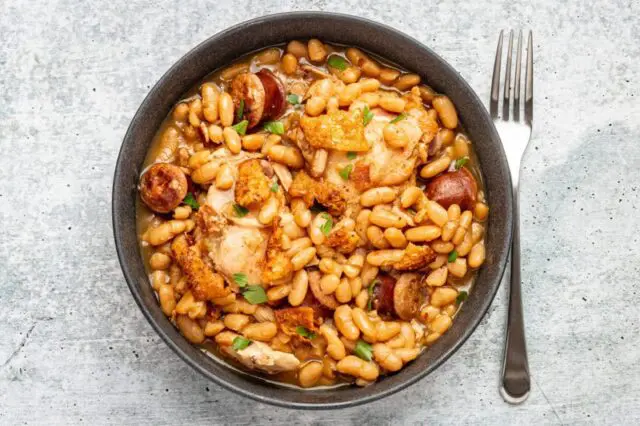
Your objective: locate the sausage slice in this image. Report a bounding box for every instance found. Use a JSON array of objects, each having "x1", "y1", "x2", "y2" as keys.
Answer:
[
  {"x1": 231, "y1": 72, "x2": 266, "y2": 128},
  {"x1": 425, "y1": 167, "x2": 478, "y2": 210},
  {"x1": 372, "y1": 274, "x2": 396, "y2": 318},
  {"x1": 139, "y1": 163, "x2": 188, "y2": 213},
  {"x1": 393, "y1": 273, "x2": 423, "y2": 321},
  {"x1": 231, "y1": 70, "x2": 287, "y2": 128},
  {"x1": 256, "y1": 69, "x2": 287, "y2": 120}
]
